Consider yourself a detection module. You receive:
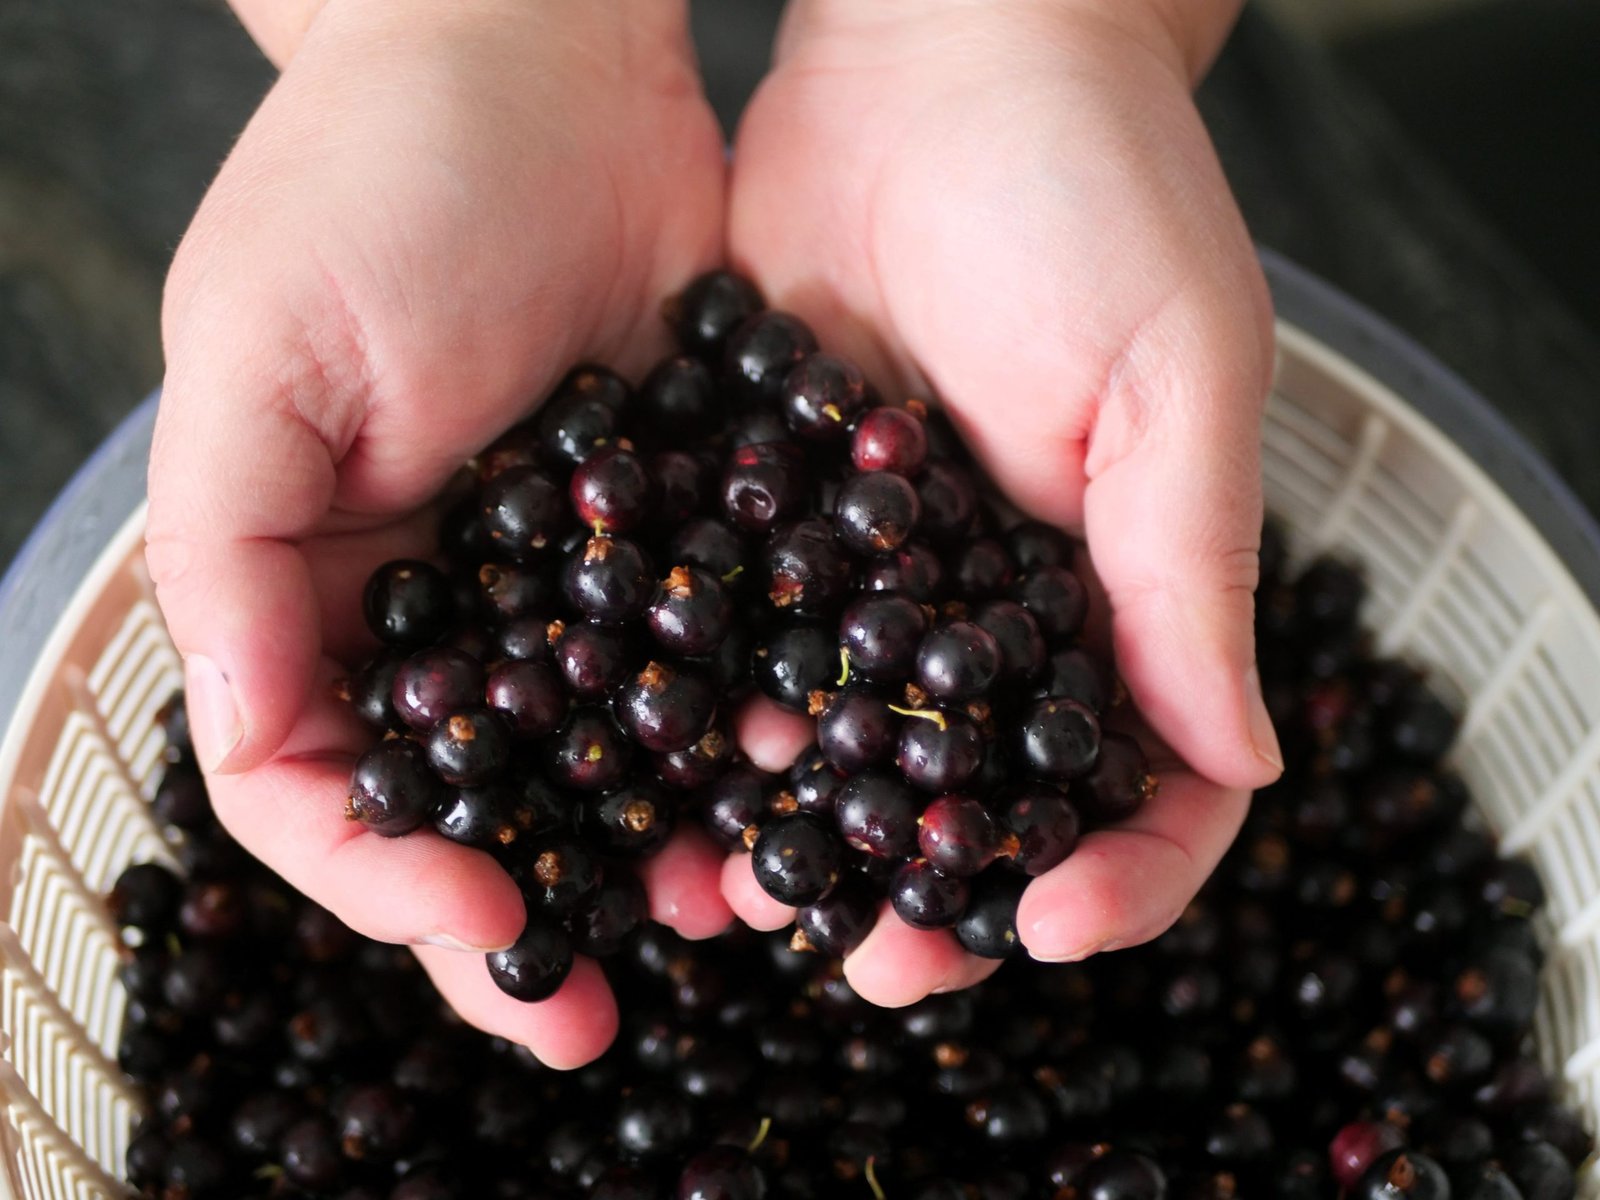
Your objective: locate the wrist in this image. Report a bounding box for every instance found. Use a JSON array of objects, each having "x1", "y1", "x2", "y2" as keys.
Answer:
[{"x1": 780, "y1": 0, "x2": 1241, "y2": 86}]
